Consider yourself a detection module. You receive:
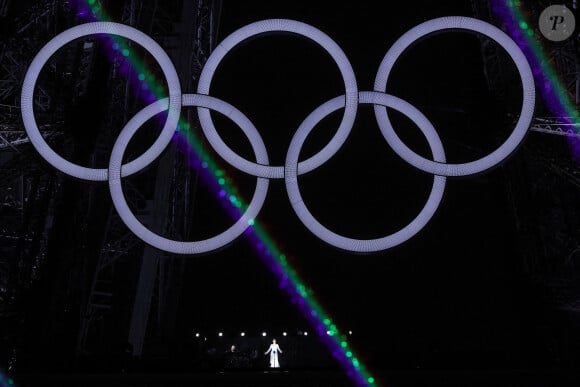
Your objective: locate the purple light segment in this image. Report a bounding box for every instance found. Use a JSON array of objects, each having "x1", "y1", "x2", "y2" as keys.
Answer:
[{"x1": 489, "y1": 0, "x2": 580, "y2": 162}]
